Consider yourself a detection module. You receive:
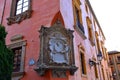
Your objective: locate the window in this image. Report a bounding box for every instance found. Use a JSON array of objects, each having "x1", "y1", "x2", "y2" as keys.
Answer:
[
  {"x1": 101, "y1": 67, "x2": 105, "y2": 80},
  {"x1": 109, "y1": 57, "x2": 113, "y2": 65},
  {"x1": 94, "y1": 64, "x2": 98, "y2": 78},
  {"x1": 73, "y1": 0, "x2": 86, "y2": 36},
  {"x1": 75, "y1": 8, "x2": 81, "y2": 29},
  {"x1": 7, "y1": 0, "x2": 32, "y2": 25},
  {"x1": 86, "y1": 17, "x2": 94, "y2": 46},
  {"x1": 76, "y1": 0, "x2": 81, "y2": 5},
  {"x1": 95, "y1": 31, "x2": 100, "y2": 50},
  {"x1": 16, "y1": 0, "x2": 29, "y2": 15},
  {"x1": 117, "y1": 56, "x2": 120, "y2": 62},
  {"x1": 80, "y1": 53, "x2": 86, "y2": 74},
  {"x1": 79, "y1": 45, "x2": 87, "y2": 75},
  {"x1": 85, "y1": 3, "x2": 88, "y2": 14},
  {"x1": 106, "y1": 71, "x2": 110, "y2": 80},
  {"x1": 93, "y1": 20, "x2": 96, "y2": 30},
  {"x1": 12, "y1": 47, "x2": 22, "y2": 72},
  {"x1": 101, "y1": 42, "x2": 107, "y2": 60},
  {"x1": 8, "y1": 41, "x2": 26, "y2": 79},
  {"x1": 75, "y1": 7, "x2": 84, "y2": 34},
  {"x1": 111, "y1": 67, "x2": 114, "y2": 72}
]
